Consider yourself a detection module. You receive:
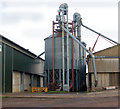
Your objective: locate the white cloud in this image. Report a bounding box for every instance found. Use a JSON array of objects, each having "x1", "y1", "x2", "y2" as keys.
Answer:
[{"x1": 0, "y1": 0, "x2": 118, "y2": 58}]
